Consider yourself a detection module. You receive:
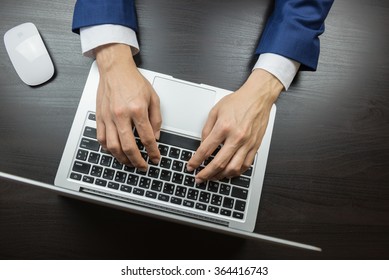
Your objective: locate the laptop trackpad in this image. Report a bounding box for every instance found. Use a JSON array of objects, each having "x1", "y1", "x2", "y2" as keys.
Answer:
[{"x1": 152, "y1": 76, "x2": 216, "y2": 138}]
